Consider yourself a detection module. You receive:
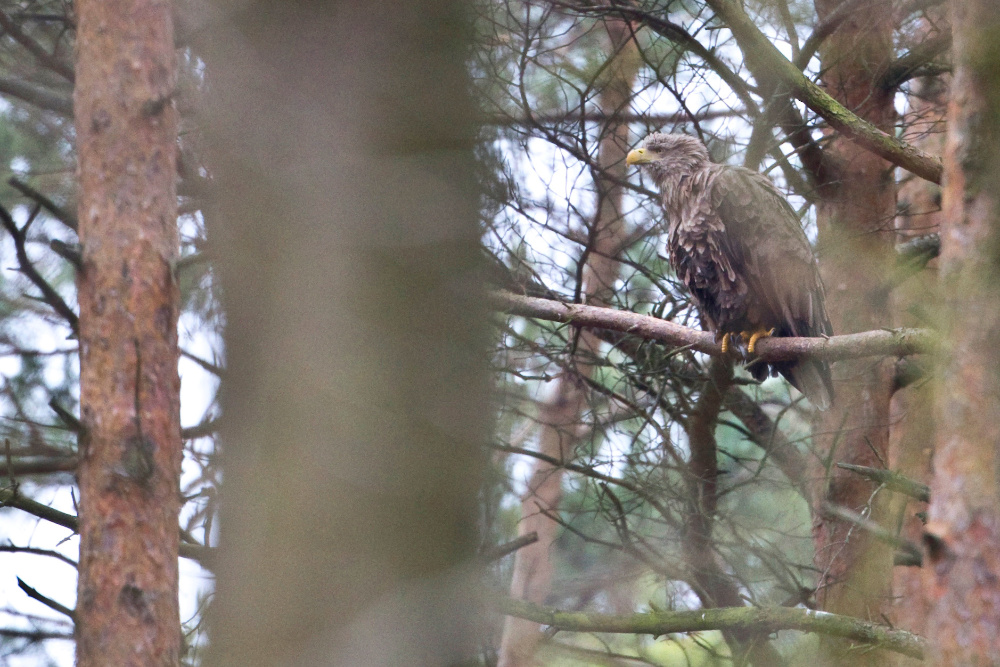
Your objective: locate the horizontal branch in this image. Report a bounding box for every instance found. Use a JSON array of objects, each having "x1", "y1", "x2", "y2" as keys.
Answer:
[
  {"x1": 704, "y1": 0, "x2": 943, "y2": 183},
  {"x1": 0, "y1": 75, "x2": 72, "y2": 116},
  {"x1": 484, "y1": 109, "x2": 743, "y2": 127},
  {"x1": 498, "y1": 597, "x2": 926, "y2": 659},
  {"x1": 794, "y1": 0, "x2": 868, "y2": 70},
  {"x1": 4, "y1": 456, "x2": 76, "y2": 475},
  {"x1": 0, "y1": 486, "x2": 213, "y2": 565},
  {"x1": 0, "y1": 627, "x2": 73, "y2": 642},
  {"x1": 492, "y1": 291, "x2": 935, "y2": 362}
]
